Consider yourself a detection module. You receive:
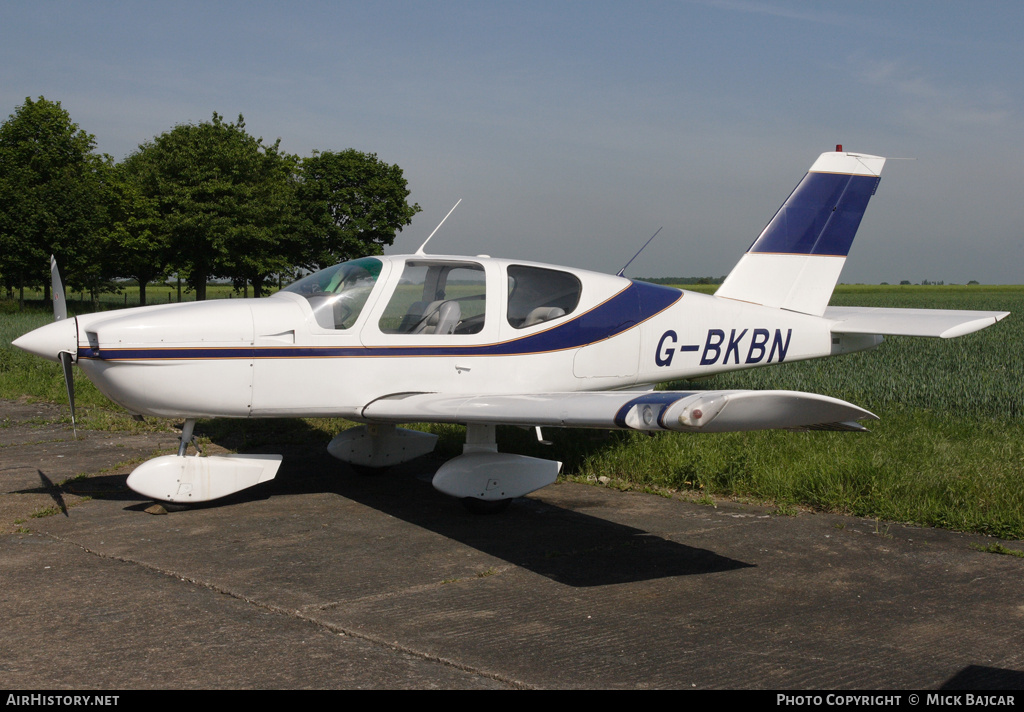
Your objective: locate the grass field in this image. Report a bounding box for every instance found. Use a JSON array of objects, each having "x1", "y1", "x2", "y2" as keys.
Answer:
[
  {"x1": 2, "y1": 284, "x2": 1022, "y2": 538},
  {"x1": 7, "y1": 282, "x2": 252, "y2": 311}
]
